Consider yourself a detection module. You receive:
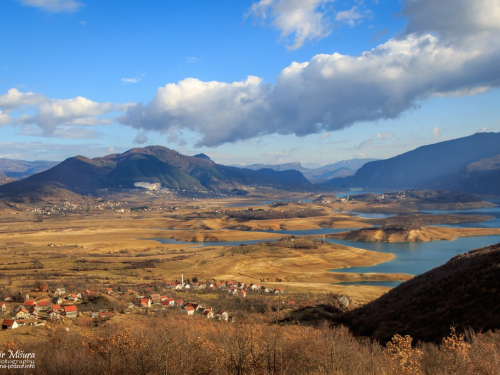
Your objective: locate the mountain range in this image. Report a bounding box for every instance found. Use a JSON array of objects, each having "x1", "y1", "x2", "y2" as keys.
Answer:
[
  {"x1": 240, "y1": 158, "x2": 377, "y2": 183},
  {"x1": 325, "y1": 132, "x2": 500, "y2": 195},
  {"x1": 0, "y1": 158, "x2": 59, "y2": 179},
  {"x1": 0, "y1": 146, "x2": 311, "y2": 202}
]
